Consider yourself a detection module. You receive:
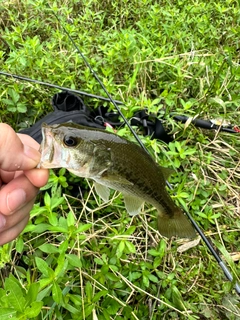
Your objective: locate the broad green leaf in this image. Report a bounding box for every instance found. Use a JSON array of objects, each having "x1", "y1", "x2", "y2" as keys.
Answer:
[
  {"x1": 48, "y1": 226, "x2": 69, "y2": 233},
  {"x1": 148, "y1": 274, "x2": 159, "y2": 283},
  {"x1": 67, "y1": 294, "x2": 82, "y2": 306},
  {"x1": 106, "y1": 299, "x2": 121, "y2": 315},
  {"x1": 101, "y1": 263, "x2": 109, "y2": 275},
  {"x1": 50, "y1": 196, "x2": 64, "y2": 210},
  {"x1": 105, "y1": 272, "x2": 119, "y2": 281},
  {"x1": 55, "y1": 253, "x2": 68, "y2": 278},
  {"x1": 129, "y1": 272, "x2": 142, "y2": 281},
  {"x1": 17, "y1": 103, "x2": 27, "y2": 113},
  {"x1": 44, "y1": 192, "x2": 51, "y2": 207},
  {"x1": 66, "y1": 254, "x2": 82, "y2": 268},
  {"x1": 6, "y1": 106, "x2": 17, "y2": 113},
  {"x1": 67, "y1": 211, "x2": 75, "y2": 227},
  {"x1": 94, "y1": 258, "x2": 104, "y2": 265},
  {"x1": 125, "y1": 240, "x2": 136, "y2": 253},
  {"x1": 48, "y1": 212, "x2": 58, "y2": 226},
  {"x1": 37, "y1": 284, "x2": 52, "y2": 299},
  {"x1": 52, "y1": 281, "x2": 62, "y2": 304},
  {"x1": 59, "y1": 168, "x2": 66, "y2": 176},
  {"x1": 84, "y1": 304, "x2": 95, "y2": 318},
  {"x1": 0, "y1": 288, "x2": 6, "y2": 304},
  {"x1": 92, "y1": 290, "x2": 108, "y2": 303},
  {"x1": 59, "y1": 239, "x2": 69, "y2": 252},
  {"x1": 102, "y1": 309, "x2": 111, "y2": 320},
  {"x1": 3, "y1": 277, "x2": 25, "y2": 312},
  {"x1": 58, "y1": 217, "x2": 68, "y2": 229},
  {"x1": 61, "y1": 303, "x2": 80, "y2": 315},
  {"x1": 75, "y1": 223, "x2": 92, "y2": 233},
  {"x1": 142, "y1": 275, "x2": 149, "y2": 288},
  {"x1": 15, "y1": 237, "x2": 24, "y2": 253},
  {"x1": 19, "y1": 56, "x2": 27, "y2": 66},
  {"x1": 25, "y1": 282, "x2": 40, "y2": 306},
  {"x1": 0, "y1": 308, "x2": 17, "y2": 320},
  {"x1": 153, "y1": 256, "x2": 162, "y2": 269},
  {"x1": 38, "y1": 243, "x2": 59, "y2": 254},
  {"x1": 23, "y1": 223, "x2": 51, "y2": 233},
  {"x1": 24, "y1": 301, "x2": 43, "y2": 318},
  {"x1": 159, "y1": 239, "x2": 167, "y2": 256},
  {"x1": 8, "y1": 88, "x2": 19, "y2": 104},
  {"x1": 2, "y1": 98, "x2": 15, "y2": 106},
  {"x1": 35, "y1": 257, "x2": 50, "y2": 277},
  {"x1": 116, "y1": 241, "x2": 125, "y2": 258},
  {"x1": 148, "y1": 249, "x2": 161, "y2": 256},
  {"x1": 124, "y1": 226, "x2": 136, "y2": 235}
]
